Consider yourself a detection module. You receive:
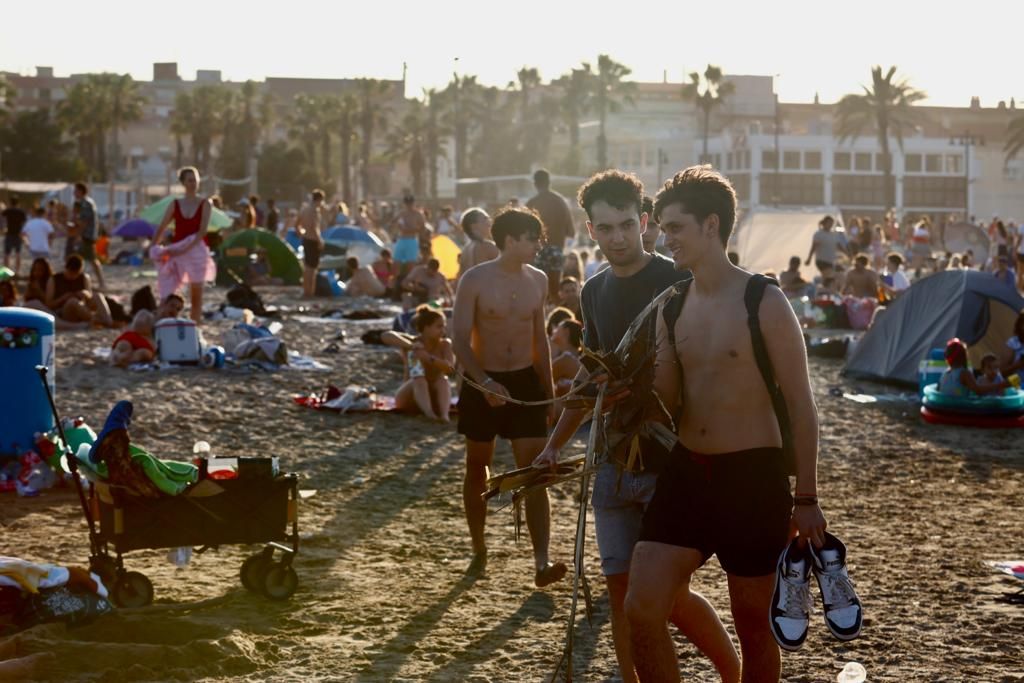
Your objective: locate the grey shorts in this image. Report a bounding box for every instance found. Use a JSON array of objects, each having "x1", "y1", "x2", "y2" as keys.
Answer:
[{"x1": 591, "y1": 461, "x2": 659, "y2": 576}]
